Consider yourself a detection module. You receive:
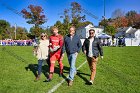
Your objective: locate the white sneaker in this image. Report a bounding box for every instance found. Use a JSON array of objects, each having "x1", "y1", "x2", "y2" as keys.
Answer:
[{"x1": 89, "y1": 80, "x2": 93, "y2": 85}]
